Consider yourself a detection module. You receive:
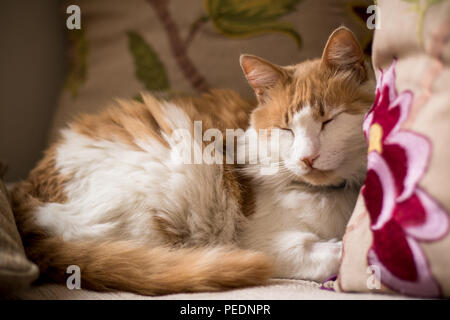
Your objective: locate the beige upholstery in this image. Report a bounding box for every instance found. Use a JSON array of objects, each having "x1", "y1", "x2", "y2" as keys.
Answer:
[{"x1": 7, "y1": 279, "x2": 413, "y2": 300}]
